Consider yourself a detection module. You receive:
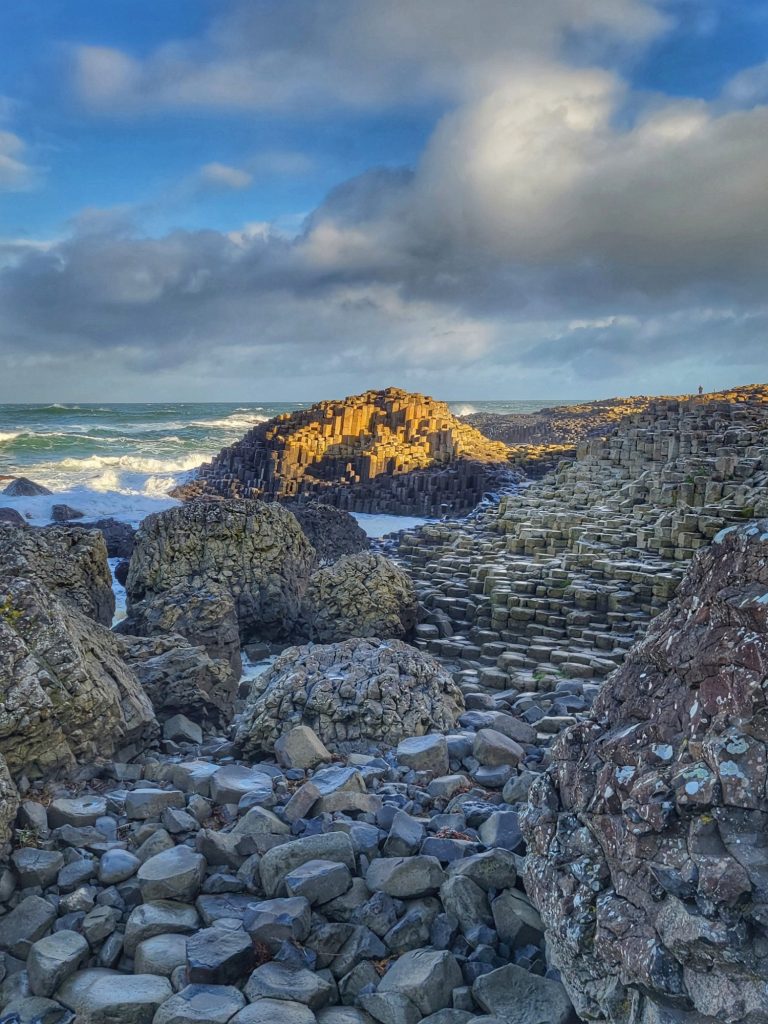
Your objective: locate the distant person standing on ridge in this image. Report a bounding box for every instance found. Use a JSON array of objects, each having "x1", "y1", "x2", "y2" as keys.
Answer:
[{"x1": 698, "y1": 385, "x2": 704, "y2": 396}]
